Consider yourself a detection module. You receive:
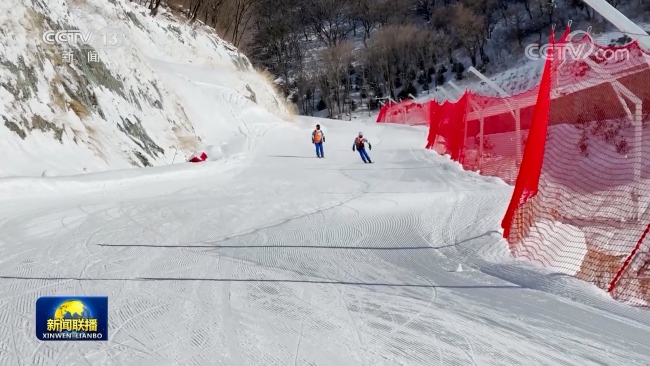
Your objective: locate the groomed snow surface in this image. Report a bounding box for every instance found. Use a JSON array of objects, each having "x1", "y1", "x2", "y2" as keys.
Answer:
[{"x1": 1, "y1": 115, "x2": 650, "y2": 365}]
